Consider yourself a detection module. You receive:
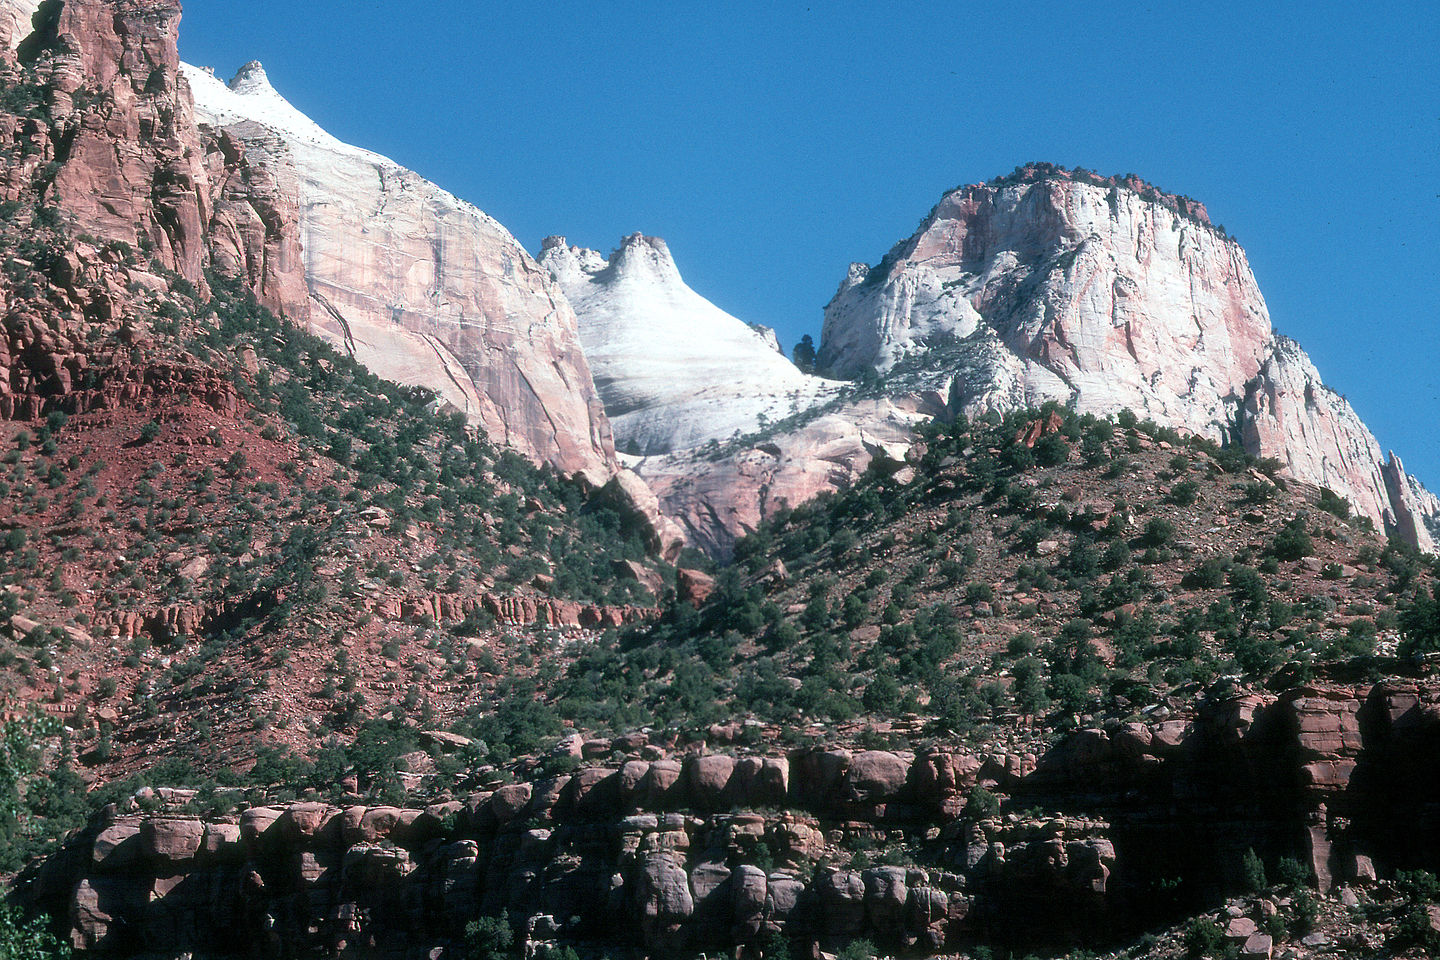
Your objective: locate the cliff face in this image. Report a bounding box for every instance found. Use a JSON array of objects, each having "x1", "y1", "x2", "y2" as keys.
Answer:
[
  {"x1": 819, "y1": 168, "x2": 1437, "y2": 550},
  {"x1": 539, "y1": 233, "x2": 842, "y2": 456},
  {"x1": 200, "y1": 123, "x2": 308, "y2": 322},
  {"x1": 1240, "y1": 338, "x2": 1440, "y2": 550},
  {"x1": 6, "y1": 0, "x2": 212, "y2": 289},
  {"x1": 819, "y1": 170, "x2": 1271, "y2": 439},
  {"x1": 633, "y1": 394, "x2": 941, "y2": 557},
  {"x1": 31, "y1": 680, "x2": 1440, "y2": 956},
  {"x1": 184, "y1": 63, "x2": 617, "y2": 482}
]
